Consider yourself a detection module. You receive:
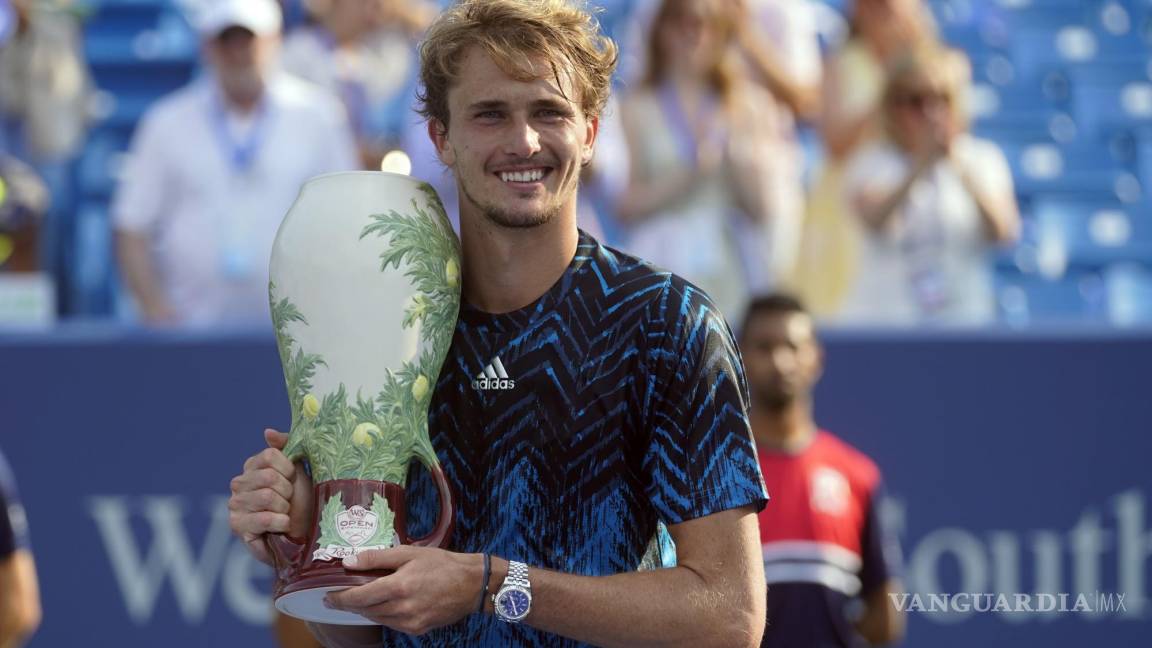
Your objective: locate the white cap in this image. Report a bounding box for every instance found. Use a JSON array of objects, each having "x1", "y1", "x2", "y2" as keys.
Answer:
[{"x1": 196, "y1": 0, "x2": 282, "y2": 38}]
